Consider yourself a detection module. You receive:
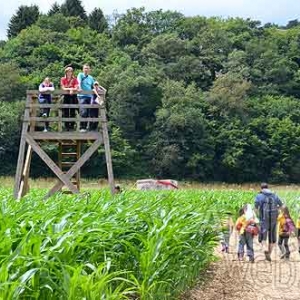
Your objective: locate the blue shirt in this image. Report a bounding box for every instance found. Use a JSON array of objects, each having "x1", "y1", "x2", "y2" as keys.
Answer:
[{"x1": 77, "y1": 73, "x2": 94, "y2": 98}]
